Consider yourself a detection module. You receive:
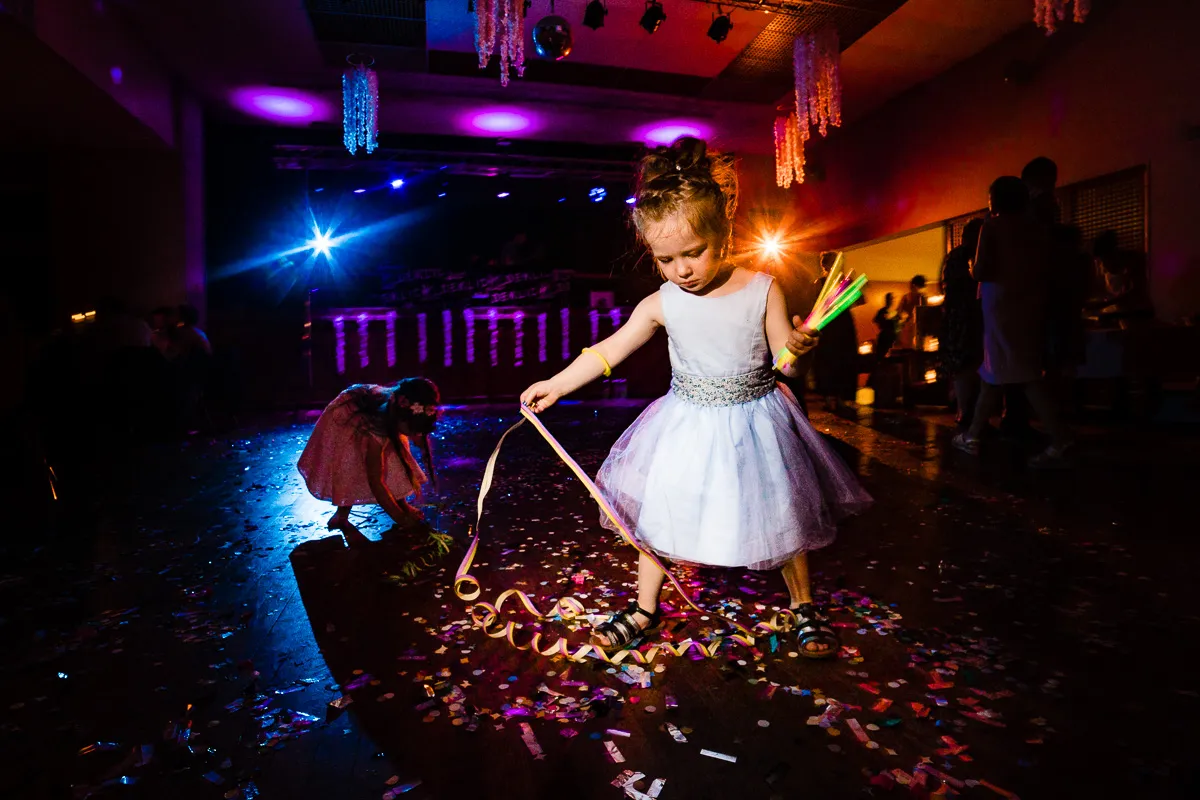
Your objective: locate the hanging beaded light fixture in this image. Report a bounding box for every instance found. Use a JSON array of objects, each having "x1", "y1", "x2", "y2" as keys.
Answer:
[
  {"x1": 775, "y1": 27, "x2": 841, "y2": 188},
  {"x1": 475, "y1": 0, "x2": 526, "y2": 86},
  {"x1": 774, "y1": 113, "x2": 806, "y2": 189},
  {"x1": 1033, "y1": 0, "x2": 1090, "y2": 35},
  {"x1": 342, "y1": 55, "x2": 378, "y2": 156},
  {"x1": 794, "y1": 27, "x2": 842, "y2": 139},
  {"x1": 1036, "y1": 0, "x2": 1094, "y2": 35}
]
